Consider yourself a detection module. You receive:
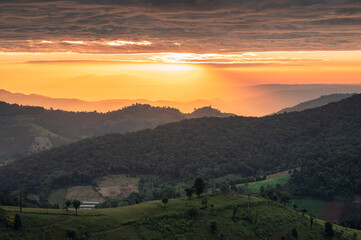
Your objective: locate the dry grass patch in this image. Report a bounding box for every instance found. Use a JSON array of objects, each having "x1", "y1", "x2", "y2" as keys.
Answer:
[
  {"x1": 96, "y1": 175, "x2": 139, "y2": 200},
  {"x1": 66, "y1": 185, "x2": 104, "y2": 203}
]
